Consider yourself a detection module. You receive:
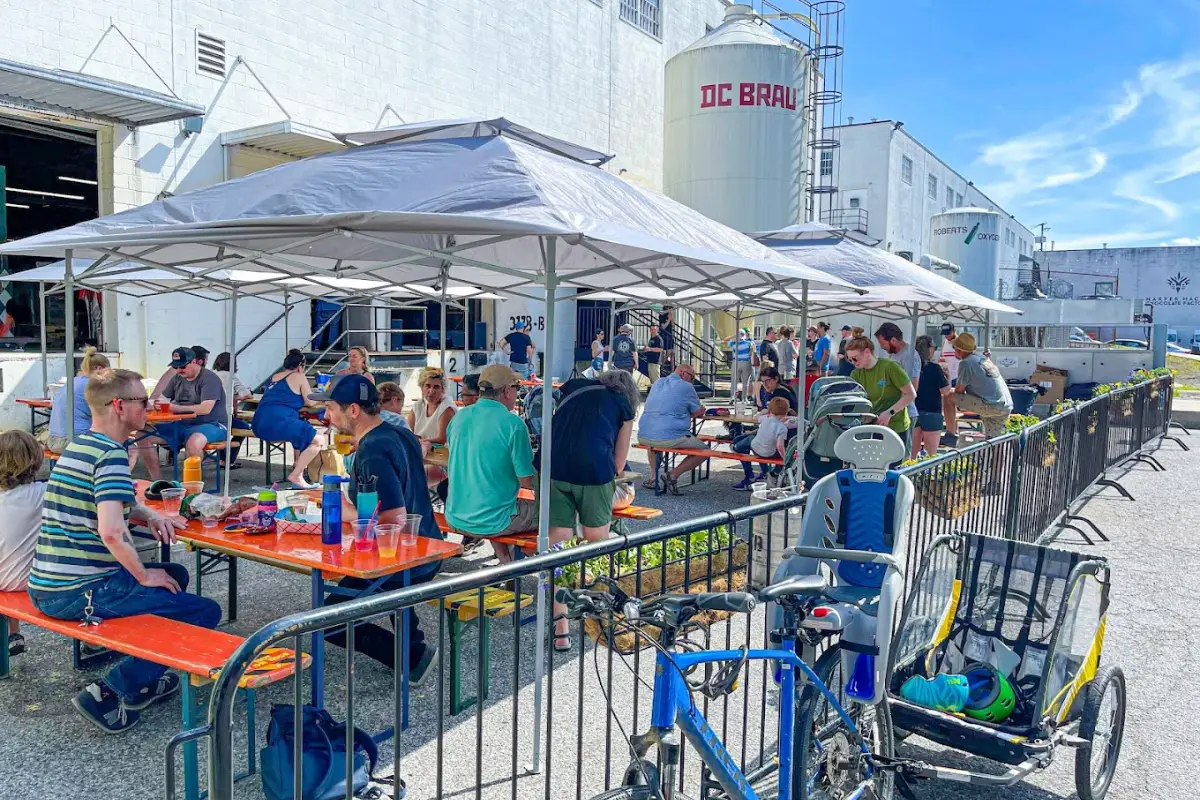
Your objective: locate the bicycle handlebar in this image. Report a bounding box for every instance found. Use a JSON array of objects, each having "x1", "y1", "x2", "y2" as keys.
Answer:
[{"x1": 554, "y1": 586, "x2": 756, "y2": 621}]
